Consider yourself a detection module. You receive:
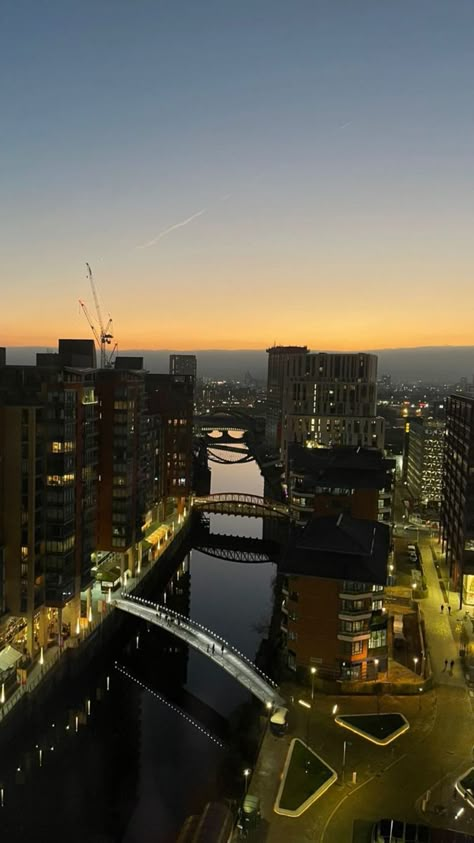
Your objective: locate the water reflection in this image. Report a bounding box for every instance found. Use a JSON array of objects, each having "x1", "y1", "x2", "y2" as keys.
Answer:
[{"x1": 0, "y1": 444, "x2": 275, "y2": 842}]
